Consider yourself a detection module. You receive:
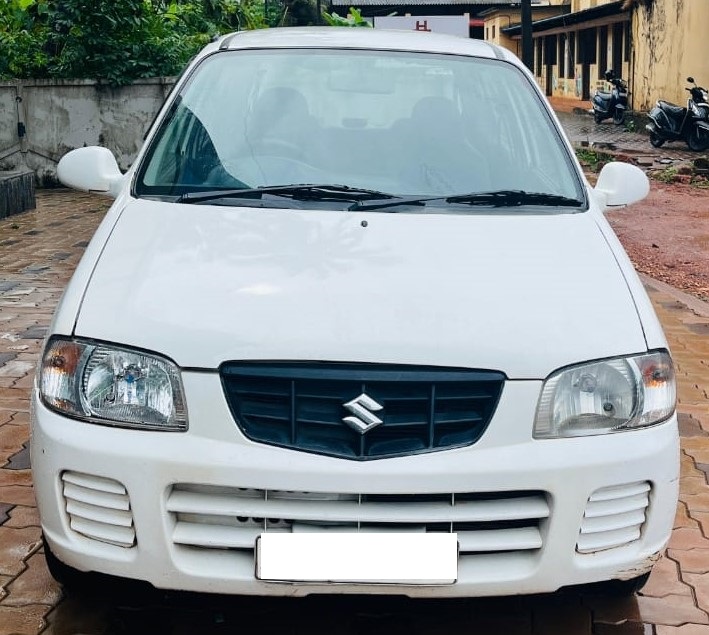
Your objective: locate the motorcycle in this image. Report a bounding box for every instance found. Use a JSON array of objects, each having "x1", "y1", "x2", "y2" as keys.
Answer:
[
  {"x1": 592, "y1": 69, "x2": 629, "y2": 125},
  {"x1": 645, "y1": 77, "x2": 709, "y2": 151}
]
